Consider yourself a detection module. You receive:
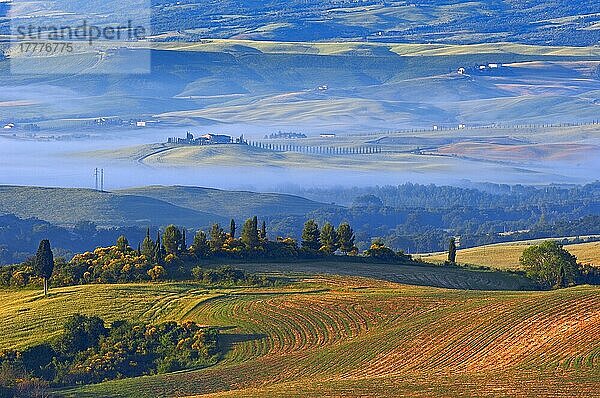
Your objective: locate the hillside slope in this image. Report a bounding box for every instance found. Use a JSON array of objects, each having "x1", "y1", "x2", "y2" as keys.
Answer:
[
  {"x1": 0, "y1": 186, "x2": 225, "y2": 227},
  {"x1": 117, "y1": 185, "x2": 333, "y2": 220},
  {"x1": 422, "y1": 239, "x2": 600, "y2": 270},
  {"x1": 2, "y1": 47, "x2": 599, "y2": 132},
  {"x1": 0, "y1": 277, "x2": 596, "y2": 398}
]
